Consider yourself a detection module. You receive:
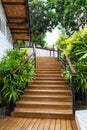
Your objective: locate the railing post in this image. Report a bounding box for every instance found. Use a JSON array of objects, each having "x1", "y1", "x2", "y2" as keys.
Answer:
[
  {"x1": 33, "y1": 44, "x2": 36, "y2": 68},
  {"x1": 64, "y1": 55, "x2": 66, "y2": 70},
  {"x1": 58, "y1": 48, "x2": 60, "y2": 60},
  {"x1": 53, "y1": 45, "x2": 55, "y2": 57},
  {"x1": 50, "y1": 50, "x2": 51, "y2": 56},
  {"x1": 72, "y1": 74, "x2": 76, "y2": 114}
]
